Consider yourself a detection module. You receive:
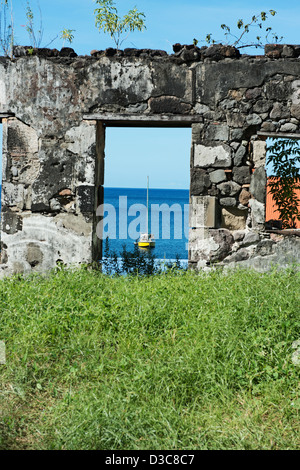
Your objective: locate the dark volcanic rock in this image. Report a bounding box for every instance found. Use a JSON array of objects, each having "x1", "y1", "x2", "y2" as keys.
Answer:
[
  {"x1": 104, "y1": 48, "x2": 118, "y2": 57},
  {"x1": 13, "y1": 46, "x2": 32, "y2": 57},
  {"x1": 249, "y1": 166, "x2": 267, "y2": 203},
  {"x1": 59, "y1": 47, "x2": 77, "y2": 58},
  {"x1": 191, "y1": 168, "x2": 211, "y2": 195},
  {"x1": 124, "y1": 48, "x2": 142, "y2": 57},
  {"x1": 173, "y1": 43, "x2": 183, "y2": 53},
  {"x1": 233, "y1": 166, "x2": 251, "y2": 185},
  {"x1": 209, "y1": 229, "x2": 234, "y2": 262},
  {"x1": 203, "y1": 43, "x2": 240, "y2": 61},
  {"x1": 149, "y1": 96, "x2": 192, "y2": 114},
  {"x1": 90, "y1": 49, "x2": 104, "y2": 57},
  {"x1": 264, "y1": 44, "x2": 283, "y2": 58},
  {"x1": 35, "y1": 48, "x2": 58, "y2": 58}
]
